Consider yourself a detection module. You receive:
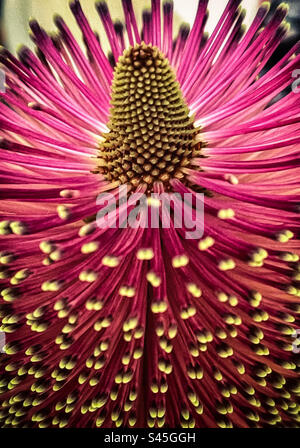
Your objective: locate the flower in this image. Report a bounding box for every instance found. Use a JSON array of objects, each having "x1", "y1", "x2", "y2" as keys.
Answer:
[{"x1": 0, "y1": 0, "x2": 300, "y2": 429}]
